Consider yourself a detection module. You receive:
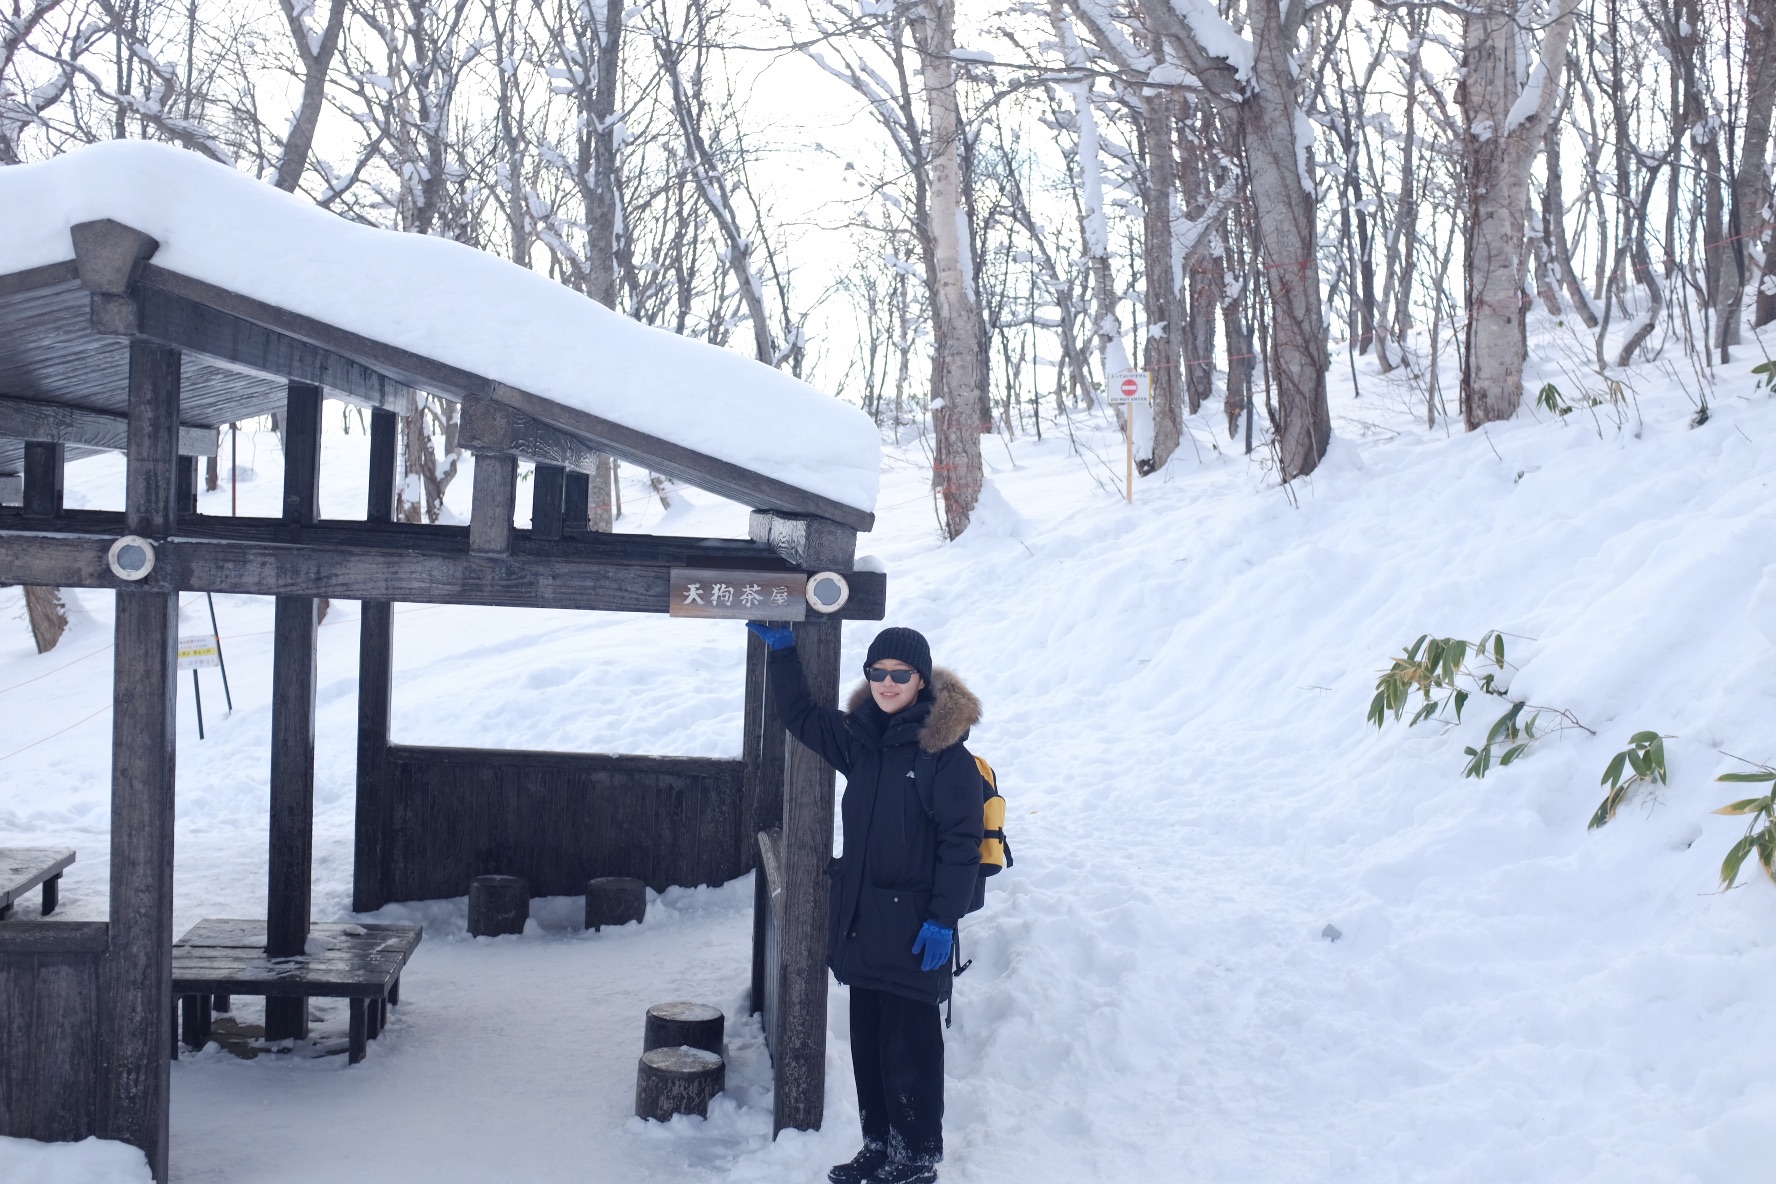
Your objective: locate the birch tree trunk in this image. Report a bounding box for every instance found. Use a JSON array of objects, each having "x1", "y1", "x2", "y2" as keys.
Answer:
[
  {"x1": 1244, "y1": 0, "x2": 1329, "y2": 477},
  {"x1": 1052, "y1": 3, "x2": 1129, "y2": 393},
  {"x1": 1459, "y1": 0, "x2": 1579, "y2": 428},
  {"x1": 1729, "y1": 0, "x2": 1776, "y2": 336},
  {"x1": 911, "y1": 0, "x2": 985, "y2": 538},
  {"x1": 1140, "y1": 82, "x2": 1184, "y2": 471}
]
